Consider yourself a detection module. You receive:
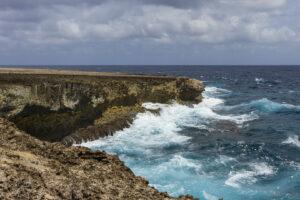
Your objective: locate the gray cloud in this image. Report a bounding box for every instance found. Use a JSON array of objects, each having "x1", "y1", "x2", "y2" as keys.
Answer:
[
  {"x1": 139, "y1": 0, "x2": 205, "y2": 8},
  {"x1": 0, "y1": 0, "x2": 299, "y2": 64},
  {"x1": 0, "y1": 0, "x2": 107, "y2": 10}
]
